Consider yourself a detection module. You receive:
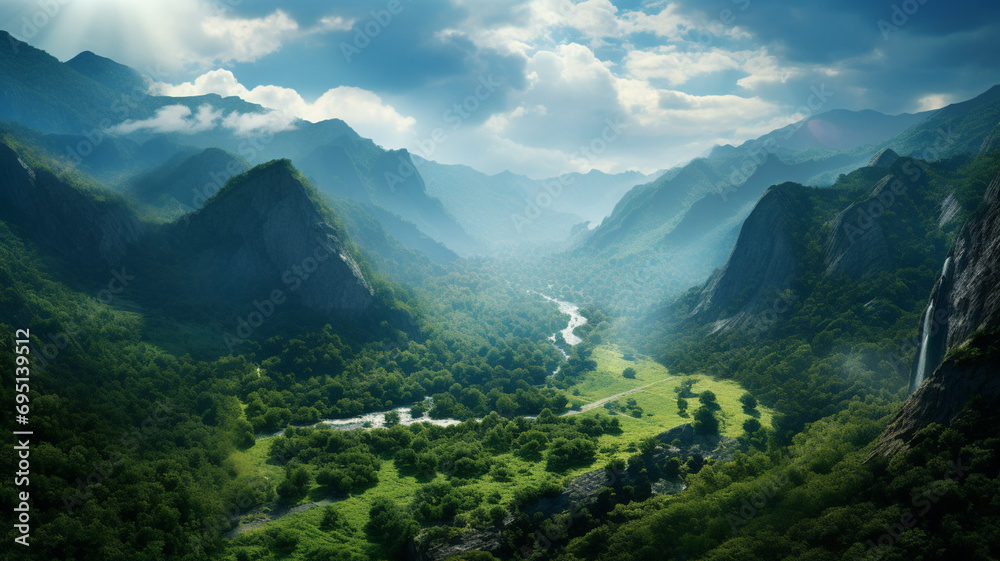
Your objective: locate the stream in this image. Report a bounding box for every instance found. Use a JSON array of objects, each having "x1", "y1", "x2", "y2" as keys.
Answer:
[{"x1": 258, "y1": 292, "x2": 588, "y2": 438}]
